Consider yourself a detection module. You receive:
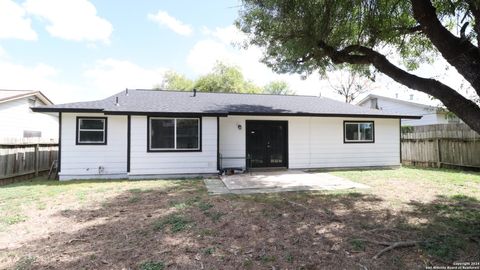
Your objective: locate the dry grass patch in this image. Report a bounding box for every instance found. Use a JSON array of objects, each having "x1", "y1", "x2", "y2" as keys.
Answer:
[{"x1": 0, "y1": 167, "x2": 479, "y2": 269}]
